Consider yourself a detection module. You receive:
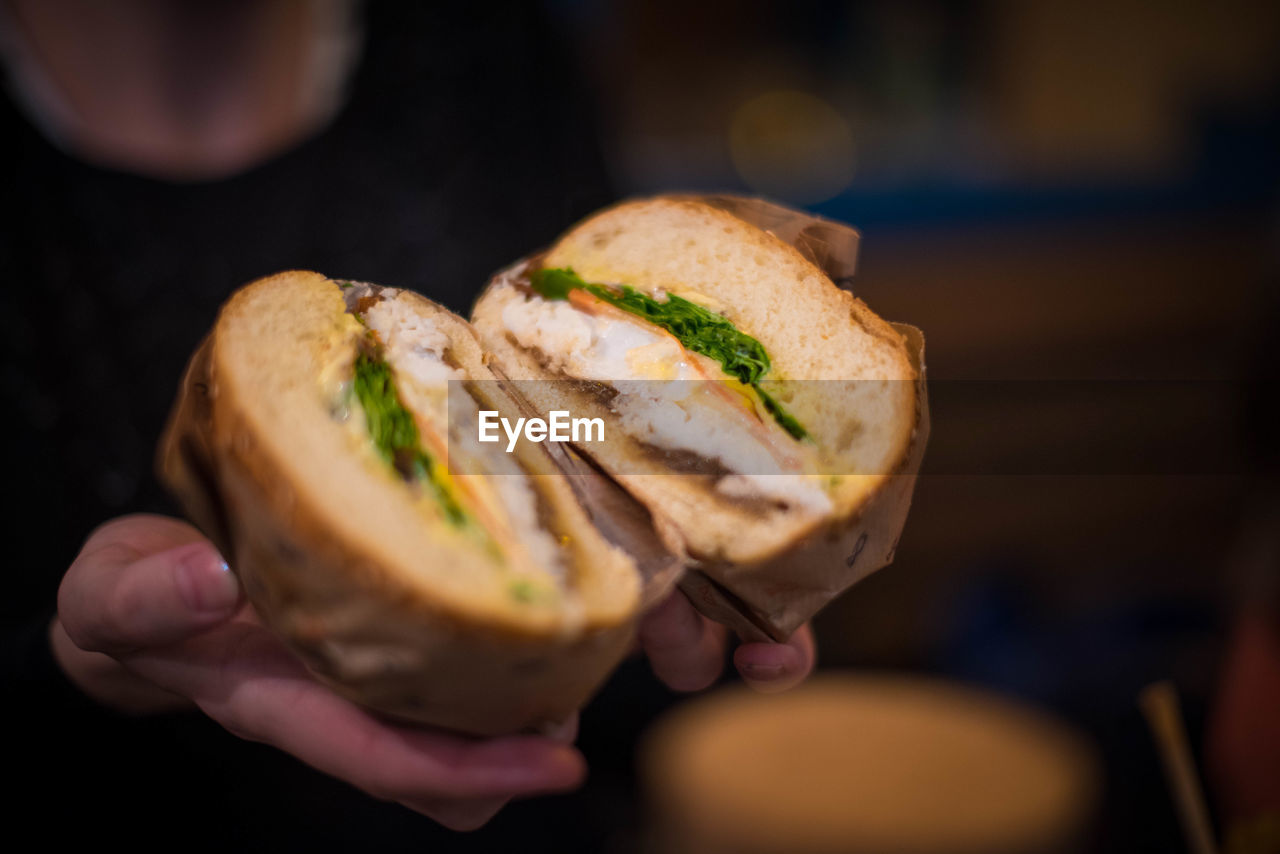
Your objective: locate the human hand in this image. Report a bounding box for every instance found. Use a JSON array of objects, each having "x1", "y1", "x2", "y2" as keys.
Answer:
[
  {"x1": 53, "y1": 514, "x2": 585, "y2": 830},
  {"x1": 637, "y1": 589, "x2": 816, "y2": 694}
]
